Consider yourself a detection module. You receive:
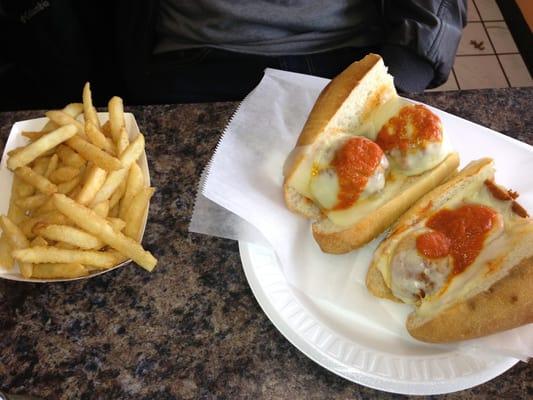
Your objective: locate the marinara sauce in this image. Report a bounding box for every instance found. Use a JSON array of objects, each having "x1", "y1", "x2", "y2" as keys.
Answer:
[
  {"x1": 416, "y1": 204, "x2": 498, "y2": 275},
  {"x1": 331, "y1": 136, "x2": 383, "y2": 210},
  {"x1": 376, "y1": 105, "x2": 442, "y2": 153}
]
